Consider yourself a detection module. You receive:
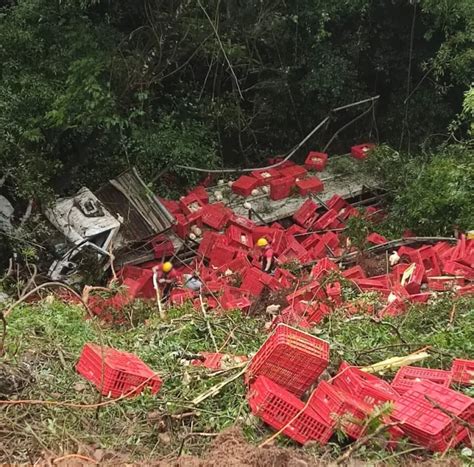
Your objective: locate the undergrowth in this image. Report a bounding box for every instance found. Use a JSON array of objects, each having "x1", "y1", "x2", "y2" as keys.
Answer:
[{"x1": 1, "y1": 293, "x2": 473, "y2": 463}]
